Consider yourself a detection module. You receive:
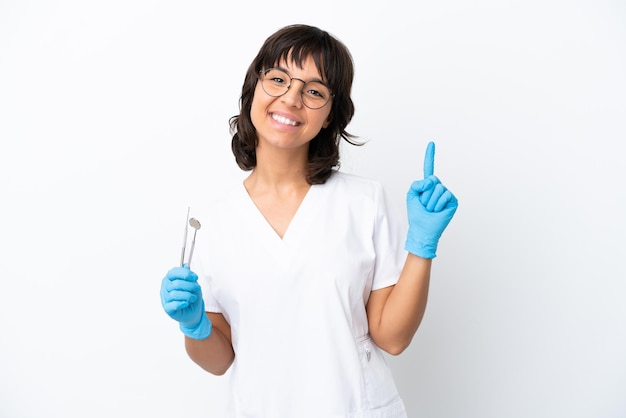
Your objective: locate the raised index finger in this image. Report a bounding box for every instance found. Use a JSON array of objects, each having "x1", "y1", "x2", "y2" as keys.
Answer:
[{"x1": 423, "y1": 141, "x2": 435, "y2": 178}]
